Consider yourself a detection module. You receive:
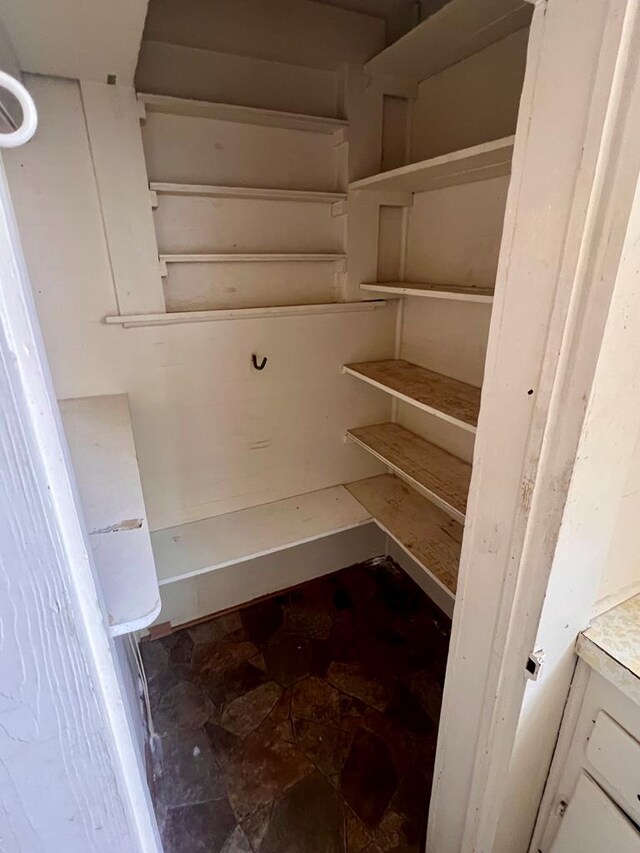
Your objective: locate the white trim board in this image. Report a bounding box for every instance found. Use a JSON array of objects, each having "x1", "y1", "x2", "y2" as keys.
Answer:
[
  {"x1": 150, "y1": 182, "x2": 346, "y2": 204},
  {"x1": 138, "y1": 92, "x2": 348, "y2": 135},
  {"x1": 105, "y1": 300, "x2": 388, "y2": 327}
]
